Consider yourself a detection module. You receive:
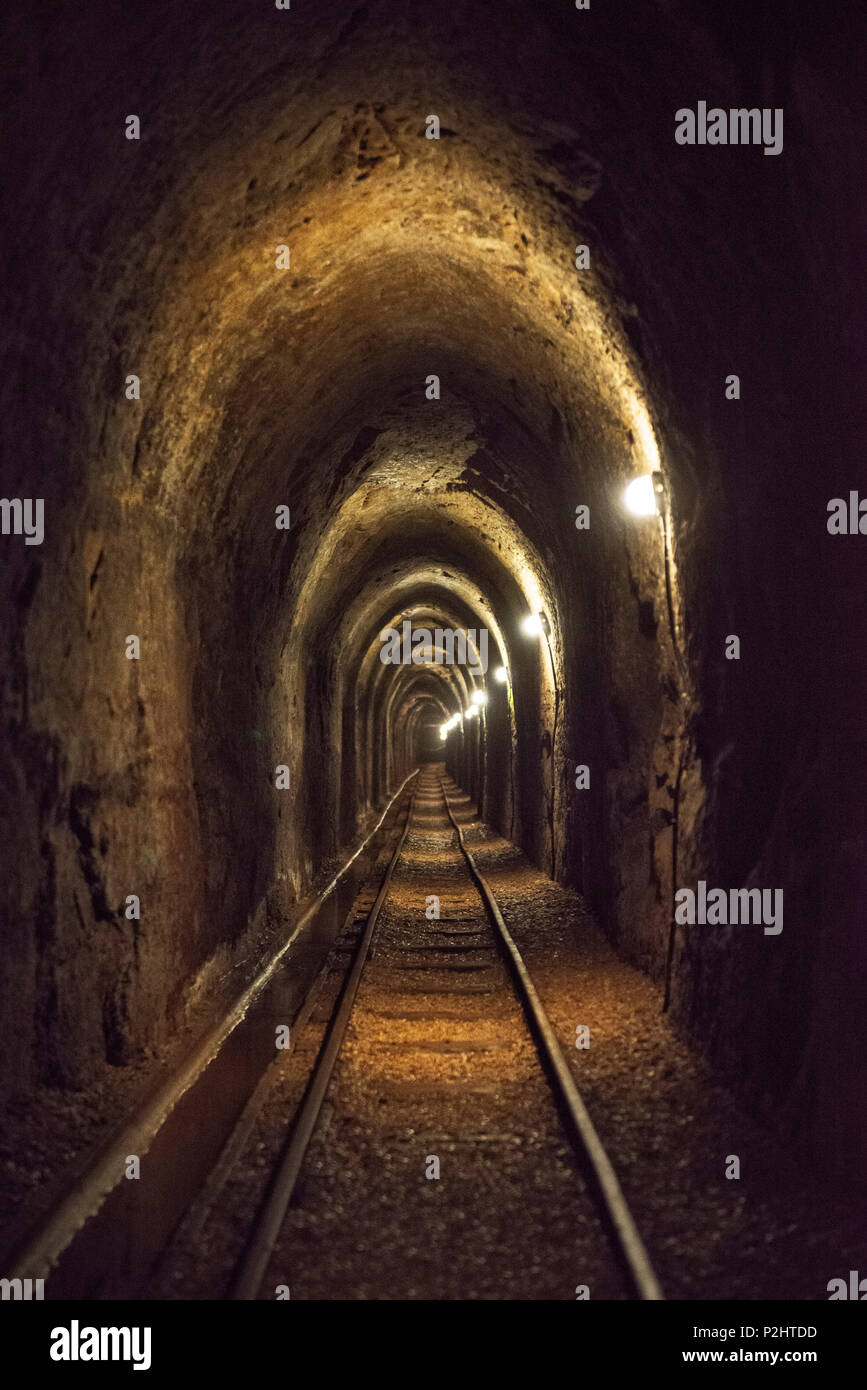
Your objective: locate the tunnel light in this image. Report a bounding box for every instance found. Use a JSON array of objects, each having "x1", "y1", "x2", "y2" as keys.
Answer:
[
  {"x1": 521, "y1": 612, "x2": 549, "y2": 638},
  {"x1": 494, "y1": 665, "x2": 509, "y2": 684},
  {"x1": 471, "y1": 689, "x2": 488, "y2": 706},
  {"x1": 624, "y1": 474, "x2": 659, "y2": 517},
  {"x1": 465, "y1": 704, "x2": 478, "y2": 719},
  {"x1": 439, "y1": 729, "x2": 448, "y2": 741}
]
